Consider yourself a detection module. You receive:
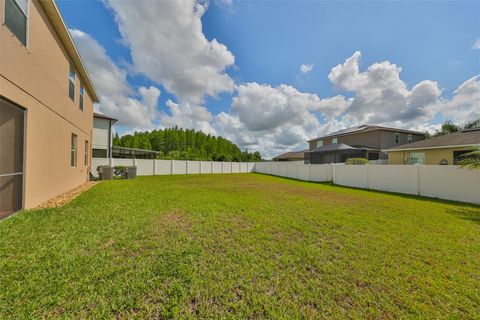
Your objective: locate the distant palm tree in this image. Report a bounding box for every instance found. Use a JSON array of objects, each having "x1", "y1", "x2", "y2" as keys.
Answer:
[{"x1": 458, "y1": 146, "x2": 480, "y2": 169}]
